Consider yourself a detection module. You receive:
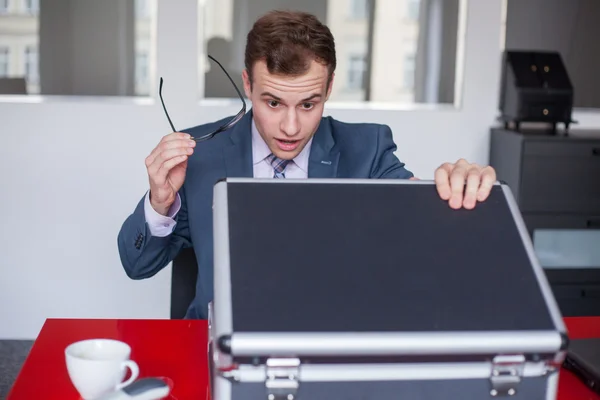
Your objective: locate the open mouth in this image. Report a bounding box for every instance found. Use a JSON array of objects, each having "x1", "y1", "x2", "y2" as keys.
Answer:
[{"x1": 275, "y1": 138, "x2": 301, "y2": 151}]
